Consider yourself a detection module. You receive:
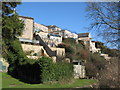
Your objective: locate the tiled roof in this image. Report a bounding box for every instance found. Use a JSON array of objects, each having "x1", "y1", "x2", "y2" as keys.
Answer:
[{"x1": 19, "y1": 16, "x2": 34, "y2": 19}]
